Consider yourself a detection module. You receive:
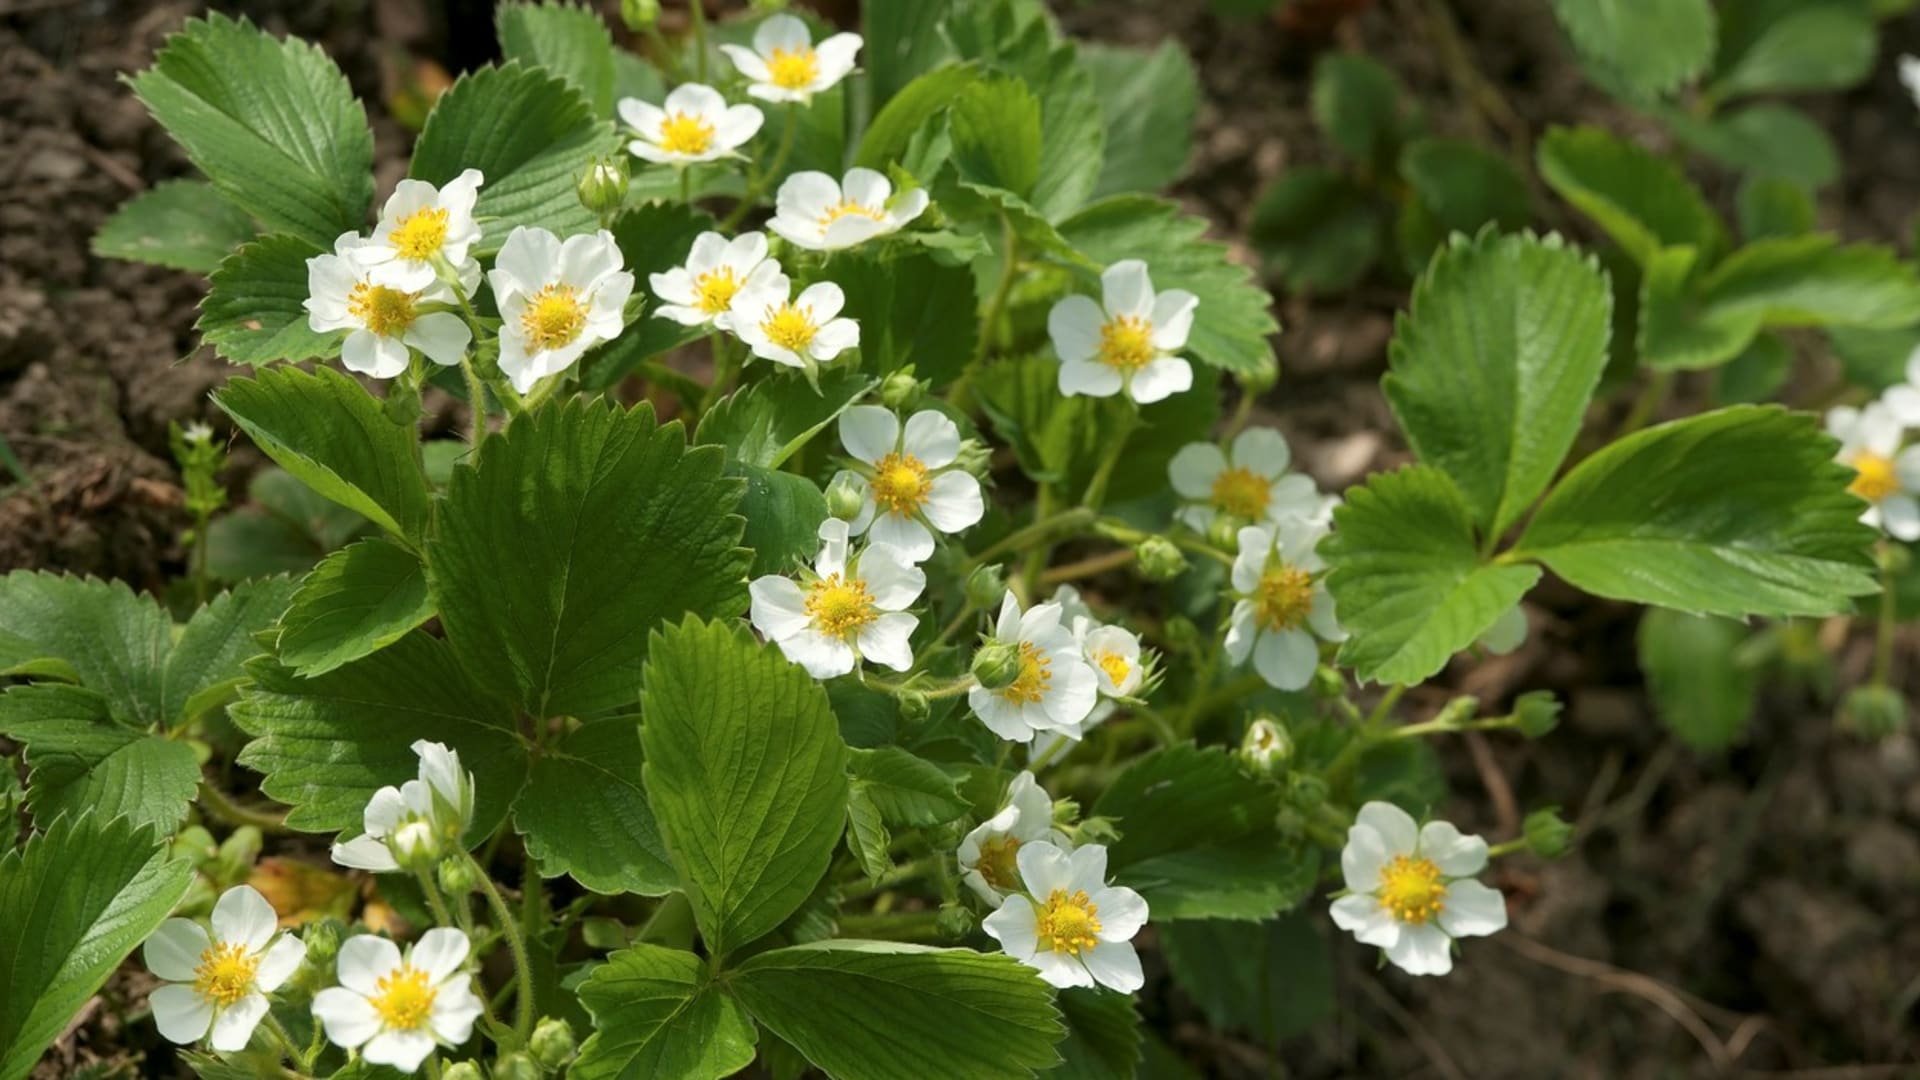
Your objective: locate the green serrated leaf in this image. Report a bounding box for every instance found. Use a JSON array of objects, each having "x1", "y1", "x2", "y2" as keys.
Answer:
[
  {"x1": 1395, "y1": 138, "x2": 1531, "y2": 272},
  {"x1": 695, "y1": 367, "x2": 878, "y2": 469},
  {"x1": 640, "y1": 618, "x2": 848, "y2": 958},
  {"x1": 728, "y1": 941, "x2": 1066, "y2": 1080},
  {"x1": 0, "y1": 812, "x2": 194, "y2": 1080},
  {"x1": 951, "y1": 75, "x2": 1044, "y2": 199},
  {"x1": 1699, "y1": 233, "x2": 1920, "y2": 330},
  {"x1": 1637, "y1": 609, "x2": 1757, "y2": 750},
  {"x1": 429, "y1": 399, "x2": 747, "y2": 720},
  {"x1": 1659, "y1": 103, "x2": 1839, "y2": 189},
  {"x1": 821, "y1": 251, "x2": 978, "y2": 386},
  {"x1": 1737, "y1": 176, "x2": 1816, "y2": 242},
  {"x1": 1548, "y1": 0, "x2": 1717, "y2": 101},
  {"x1": 127, "y1": 12, "x2": 373, "y2": 247},
  {"x1": 1385, "y1": 230, "x2": 1613, "y2": 537},
  {"x1": 197, "y1": 233, "x2": 340, "y2": 367},
  {"x1": 1324, "y1": 466, "x2": 1542, "y2": 685},
  {"x1": 1159, "y1": 911, "x2": 1333, "y2": 1042},
  {"x1": 0, "y1": 685, "x2": 202, "y2": 830},
  {"x1": 1512, "y1": 405, "x2": 1879, "y2": 616},
  {"x1": 1710, "y1": 0, "x2": 1876, "y2": 99},
  {"x1": 572, "y1": 943, "x2": 758, "y2": 1080},
  {"x1": 864, "y1": 2, "x2": 961, "y2": 107},
  {"x1": 855, "y1": 63, "x2": 982, "y2": 173},
  {"x1": 164, "y1": 576, "x2": 302, "y2": 726},
  {"x1": 1045, "y1": 988, "x2": 1142, "y2": 1080},
  {"x1": 515, "y1": 718, "x2": 676, "y2": 895},
  {"x1": 734, "y1": 464, "x2": 828, "y2": 579},
  {"x1": 1537, "y1": 125, "x2": 1725, "y2": 267},
  {"x1": 215, "y1": 365, "x2": 431, "y2": 543},
  {"x1": 0, "y1": 571, "x2": 170, "y2": 728},
  {"x1": 275, "y1": 537, "x2": 433, "y2": 677},
  {"x1": 847, "y1": 747, "x2": 969, "y2": 826},
  {"x1": 497, "y1": 1, "x2": 616, "y2": 116},
  {"x1": 1249, "y1": 167, "x2": 1385, "y2": 292},
  {"x1": 92, "y1": 180, "x2": 256, "y2": 273},
  {"x1": 1310, "y1": 52, "x2": 1408, "y2": 169},
  {"x1": 844, "y1": 783, "x2": 894, "y2": 881},
  {"x1": 1084, "y1": 41, "x2": 1197, "y2": 198}
]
